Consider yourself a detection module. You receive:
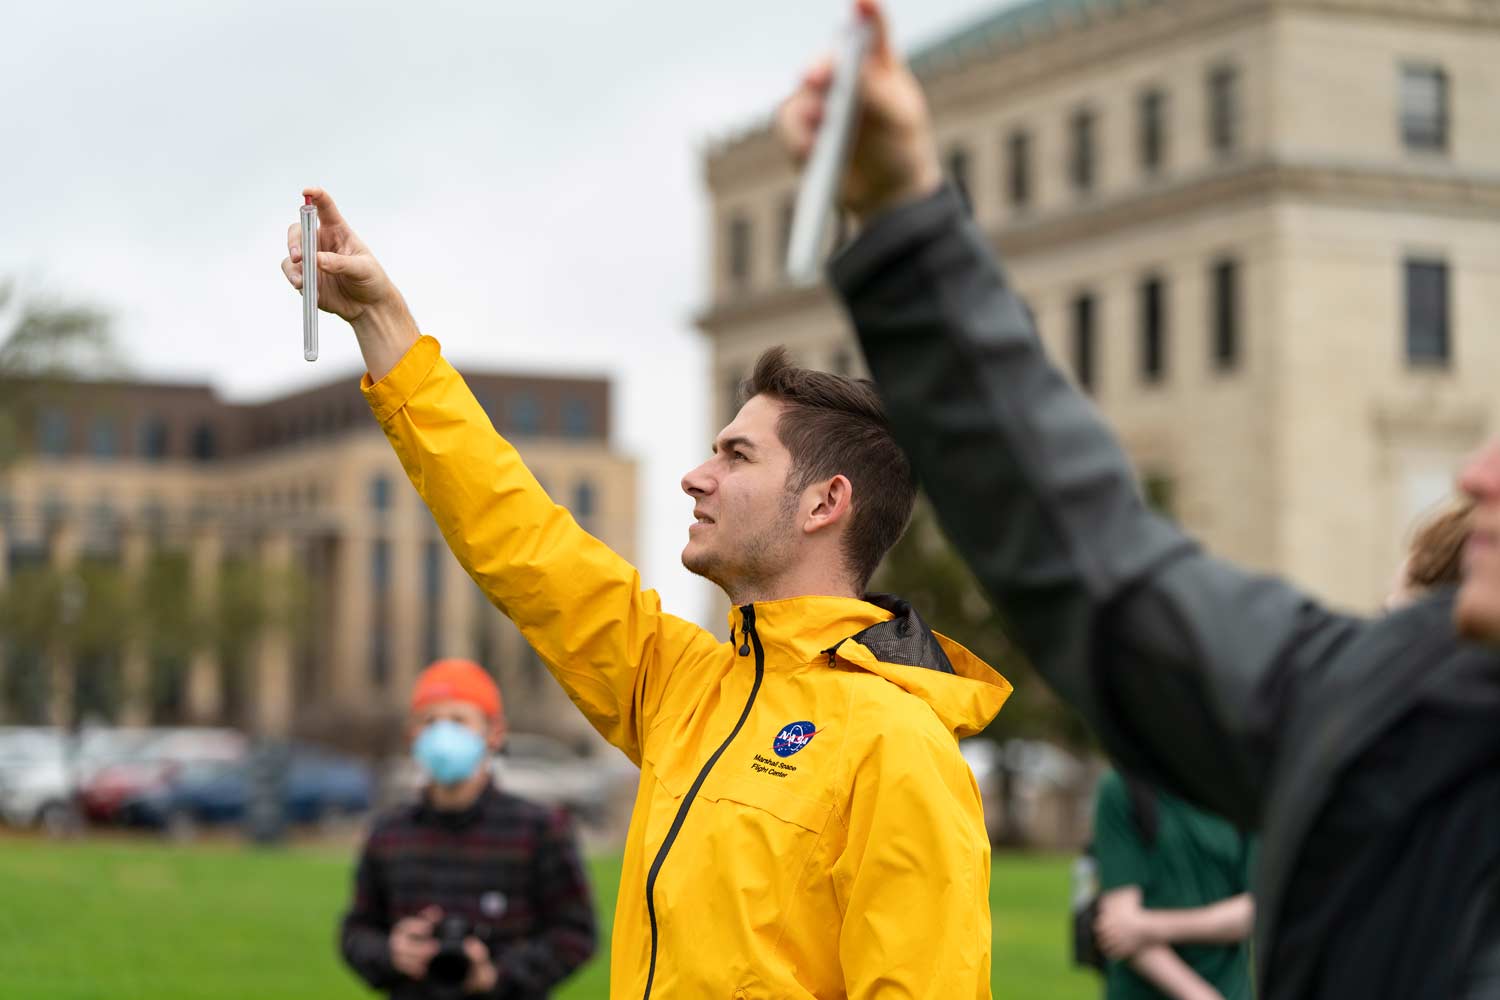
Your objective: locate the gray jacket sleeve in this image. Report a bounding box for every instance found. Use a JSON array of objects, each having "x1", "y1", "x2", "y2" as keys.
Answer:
[{"x1": 832, "y1": 185, "x2": 1363, "y2": 827}]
